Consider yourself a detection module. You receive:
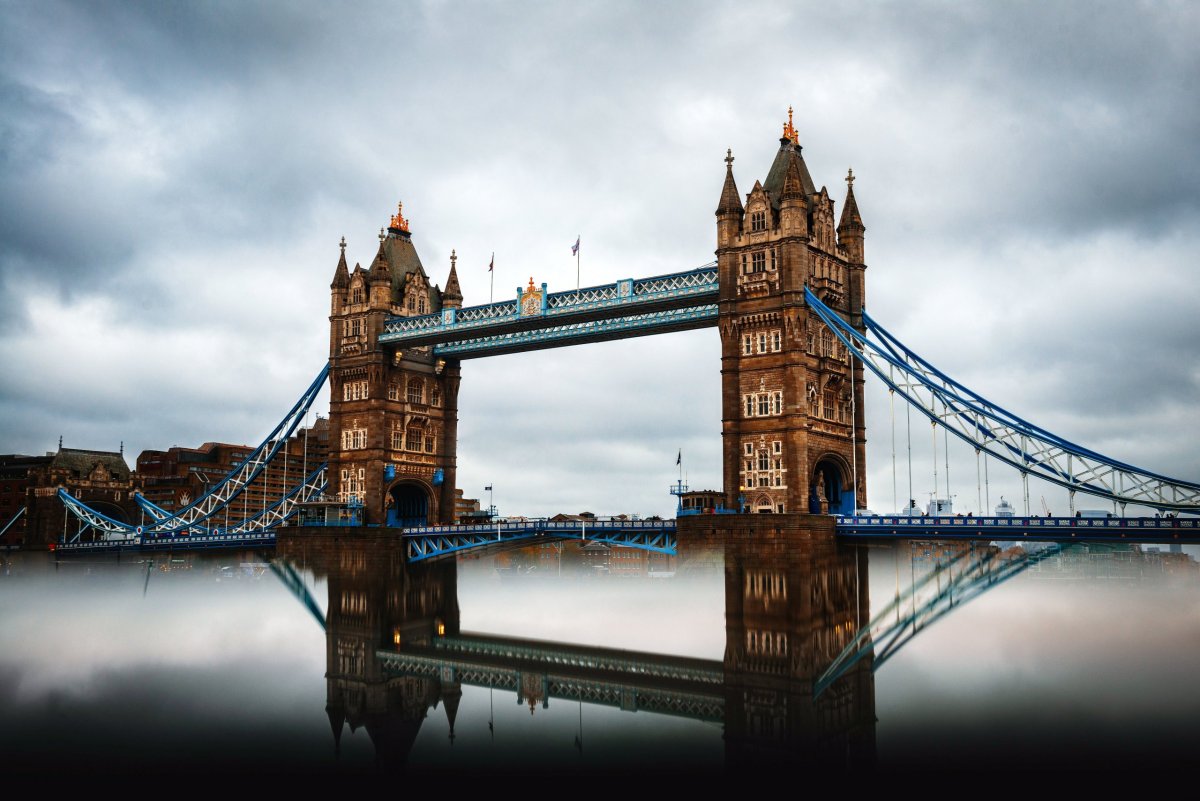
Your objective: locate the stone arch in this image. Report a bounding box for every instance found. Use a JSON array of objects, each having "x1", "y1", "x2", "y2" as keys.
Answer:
[
  {"x1": 385, "y1": 478, "x2": 435, "y2": 528},
  {"x1": 752, "y1": 493, "x2": 774, "y2": 514},
  {"x1": 809, "y1": 453, "x2": 854, "y2": 515}
]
